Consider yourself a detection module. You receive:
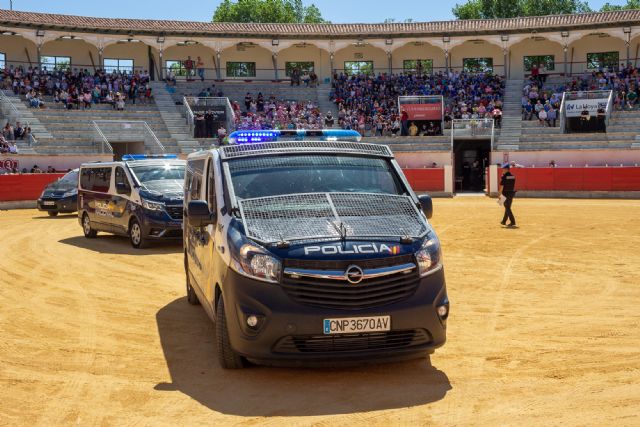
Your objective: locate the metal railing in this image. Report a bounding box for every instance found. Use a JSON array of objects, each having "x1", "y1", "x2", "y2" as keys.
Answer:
[
  {"x1": 559, "y1": 90, "x2": 613, "y2": 133},
  {"x1": 450, "y1": 118, "x2": 496, "y2": 149},
  {"x1": 91, "y1": 121, "x2": 114, "y2": 154},
  {"x1": 182, "y1": 96, "x2": 236, "y2": 136},
  {"x1": 91, "y1": 120, "x2": 164, "y2": 153}
]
